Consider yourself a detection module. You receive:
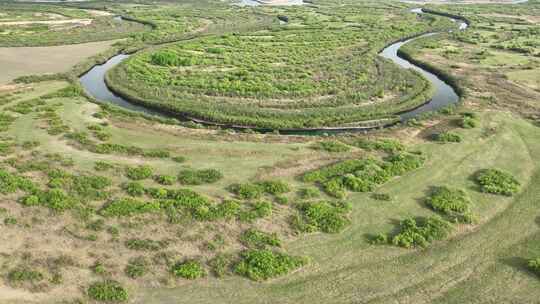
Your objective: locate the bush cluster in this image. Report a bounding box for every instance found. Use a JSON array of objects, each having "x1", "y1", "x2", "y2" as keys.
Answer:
[
  {"x1": 240, "y1": 229, "x2": 281, "y2": 249},
  {"x1": 228, "y1": 183, "x2": 263, "y2": 199},
  {"x1": 125, "y1": 238, "x2": 167, "y2": 251},
  {"x1": 125, "y1": 257, "x2": 148, "y2": 279},
  {"x1": 293, "y1": 200, "x2": 351, "y2": 233},
  {"x1": 432, "y1": 131, "x2": 462, "y2": 143},
  {"x1": 87, "y1": 280, "x2": 128, "y2": 302},
  {"x1": 475, "y1": 169, "x2": 520, "y2": 196},
  {"x1": 311, "y1": 140, "x2": 351, "y2": 153},
  {"x1": 390, "y1": 216, "x2": 452, "y2": 248},
  {"x1": 426, "y1": 186, "x2": 473, "y2": 223},
  {"x1": 125, "y1": 165, "x2": 153, "y2": 180},
  {"x1": 353, "y1": 138, "x2": 404, "y2": 153},
  {"x1": 234, "y1": 249, "x2": 307, "y2": 281},
  {"x1": 303, "y1": 153, "x2": 424, "y2": 198},
  {"x1": 177, "y1": 168, "x2": 223, "y2": 185},
  {"x1": 100, "y1": 198, "x2": 160, "y2": 217},
  {"x1": 528, "y1": 258, "x2": 540, "y2": 276},
  {"x1": 170, "y1": 260, "x2": 206, "y2": 279}
]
